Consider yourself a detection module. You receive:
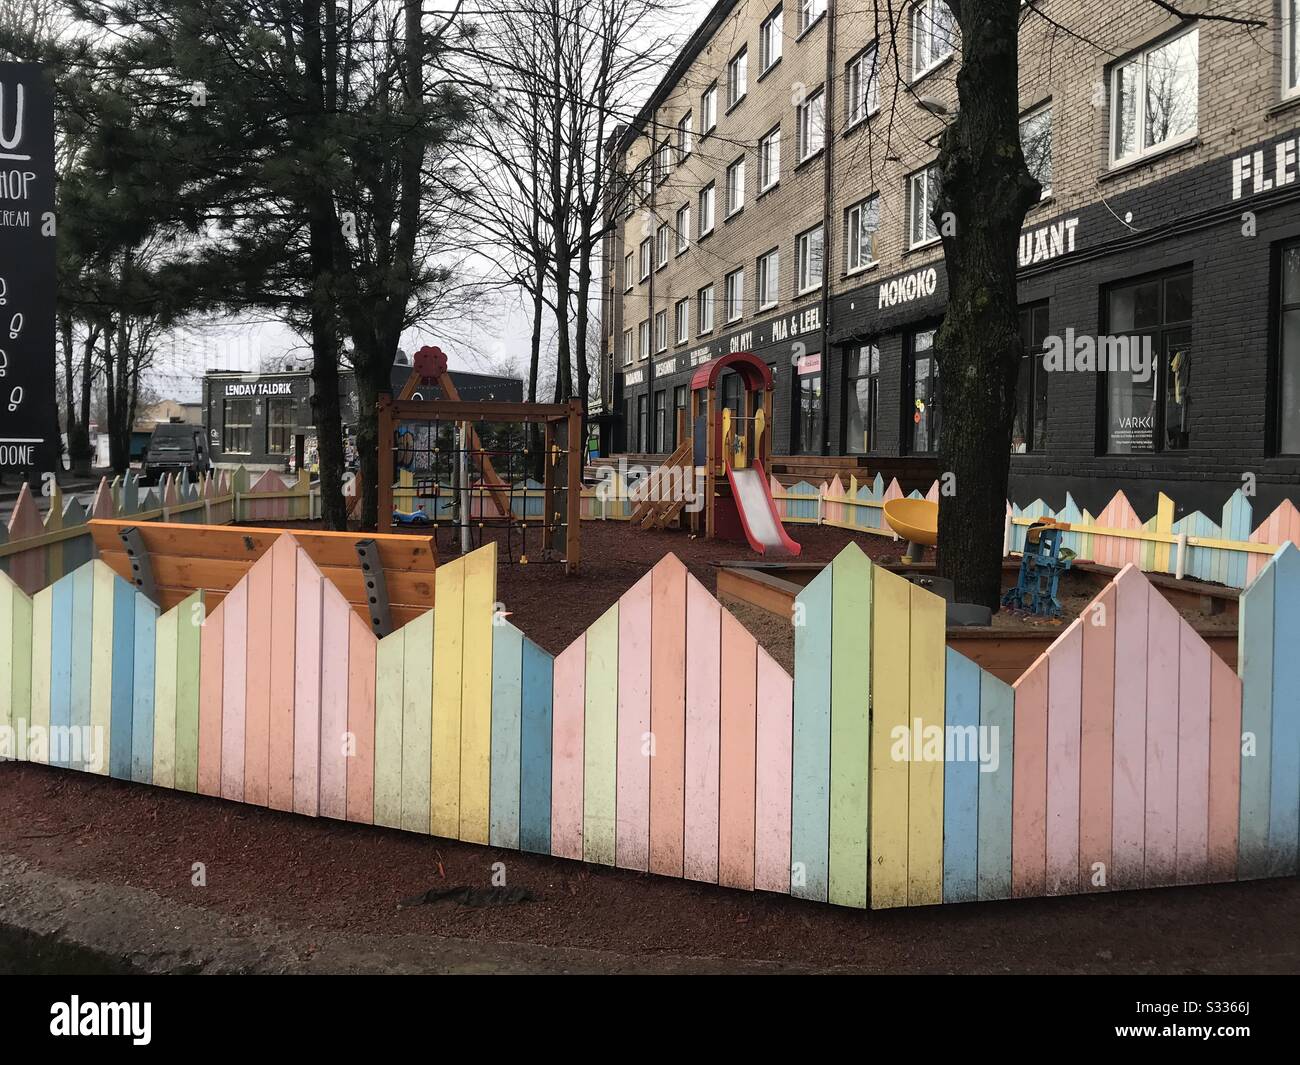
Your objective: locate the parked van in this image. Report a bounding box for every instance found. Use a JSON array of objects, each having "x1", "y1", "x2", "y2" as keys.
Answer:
[{"x1": 140, "y1": 422, "x2": 211, "y2": 485}]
